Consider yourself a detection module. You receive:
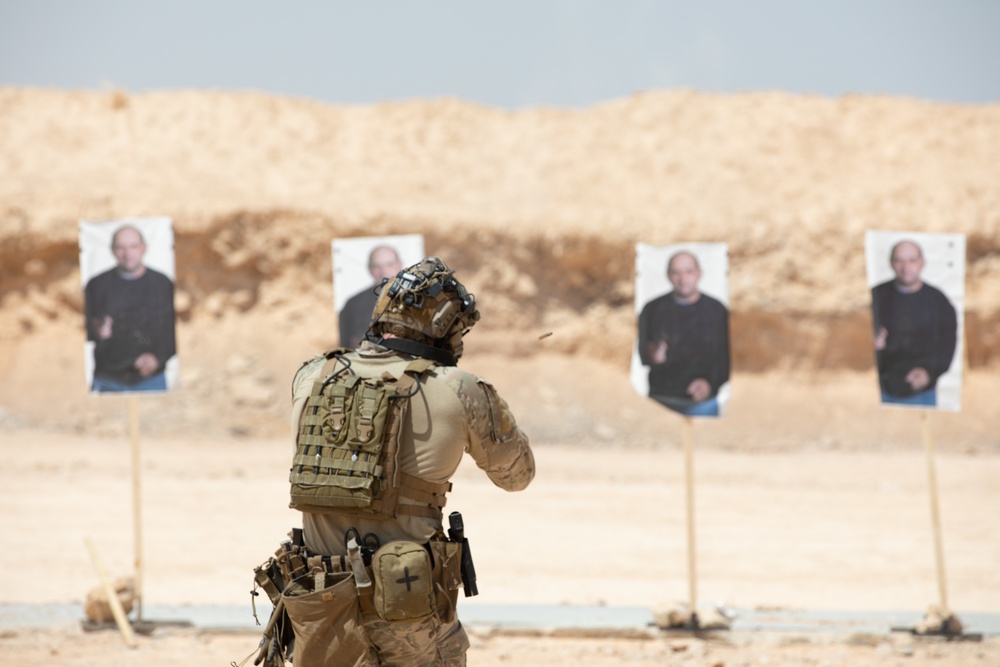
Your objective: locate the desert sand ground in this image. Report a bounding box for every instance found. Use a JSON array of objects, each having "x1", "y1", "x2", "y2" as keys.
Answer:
[
  {"x1": 3, "y1": 425, "x2": 1000, "y2": 665},
  {"x1": 2, "y1": 369, "x2": 999, "y2": 665},
  {"x1": 2, "y1": 88, "x2": 999, "y2": 664},
  {"x1": 2, "y1": 625, "x2": 997, "y2": 667}
]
